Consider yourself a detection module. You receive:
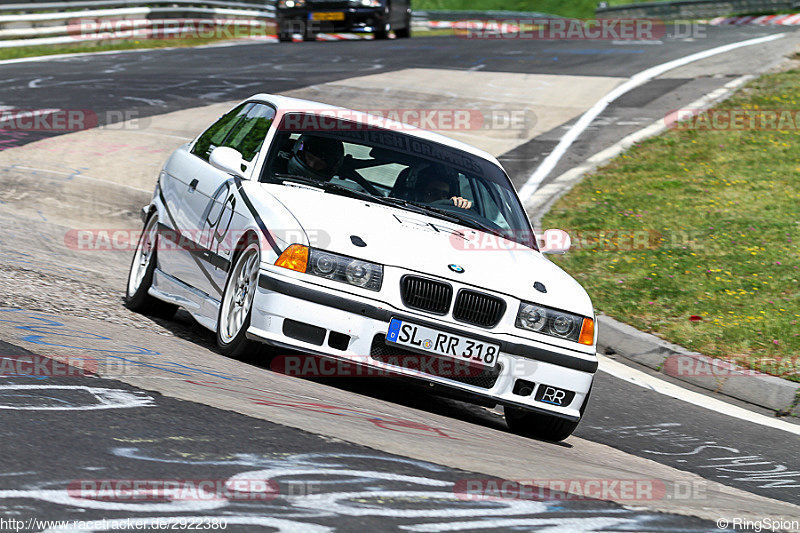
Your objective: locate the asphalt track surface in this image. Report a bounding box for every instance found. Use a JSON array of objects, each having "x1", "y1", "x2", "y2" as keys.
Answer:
[{"x1": 1, "y1": 26, "x2": 800, "y2": 531}]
